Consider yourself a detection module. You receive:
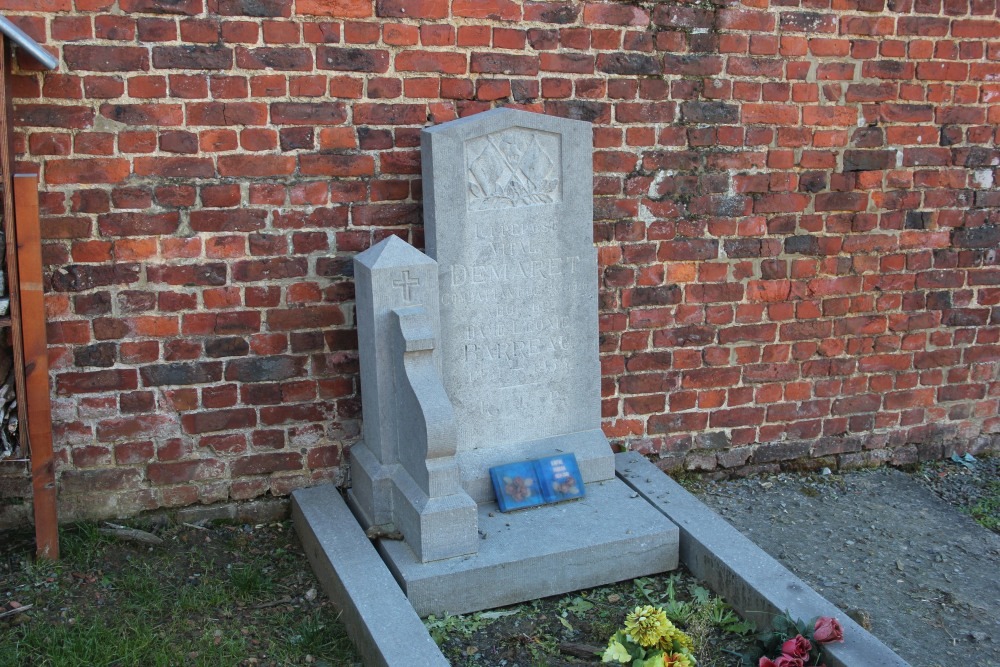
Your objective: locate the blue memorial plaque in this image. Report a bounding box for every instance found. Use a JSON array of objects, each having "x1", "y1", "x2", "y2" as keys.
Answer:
[
  {"x1": 535, "y1": 454, "x2": 585, "y2": 504},
  {"x1": 489, "y1": 460, "x2": 545, "y2": 512},
  {"x1": 490, "y1": 454, "x2": 586, "y2": 512}
]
